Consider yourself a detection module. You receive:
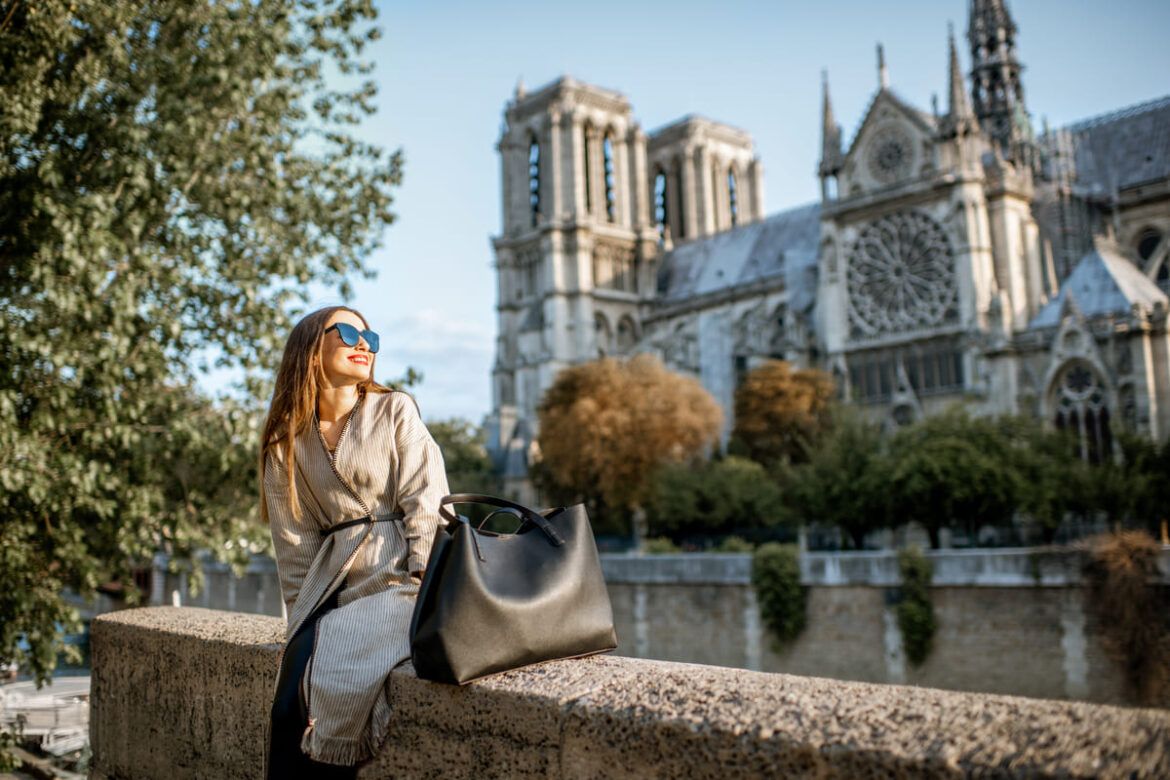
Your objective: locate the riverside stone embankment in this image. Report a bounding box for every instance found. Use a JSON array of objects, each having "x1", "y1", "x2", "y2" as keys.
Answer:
[{"x1": 90, "y1": 606, "x2": 1170, "y2": 779}]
